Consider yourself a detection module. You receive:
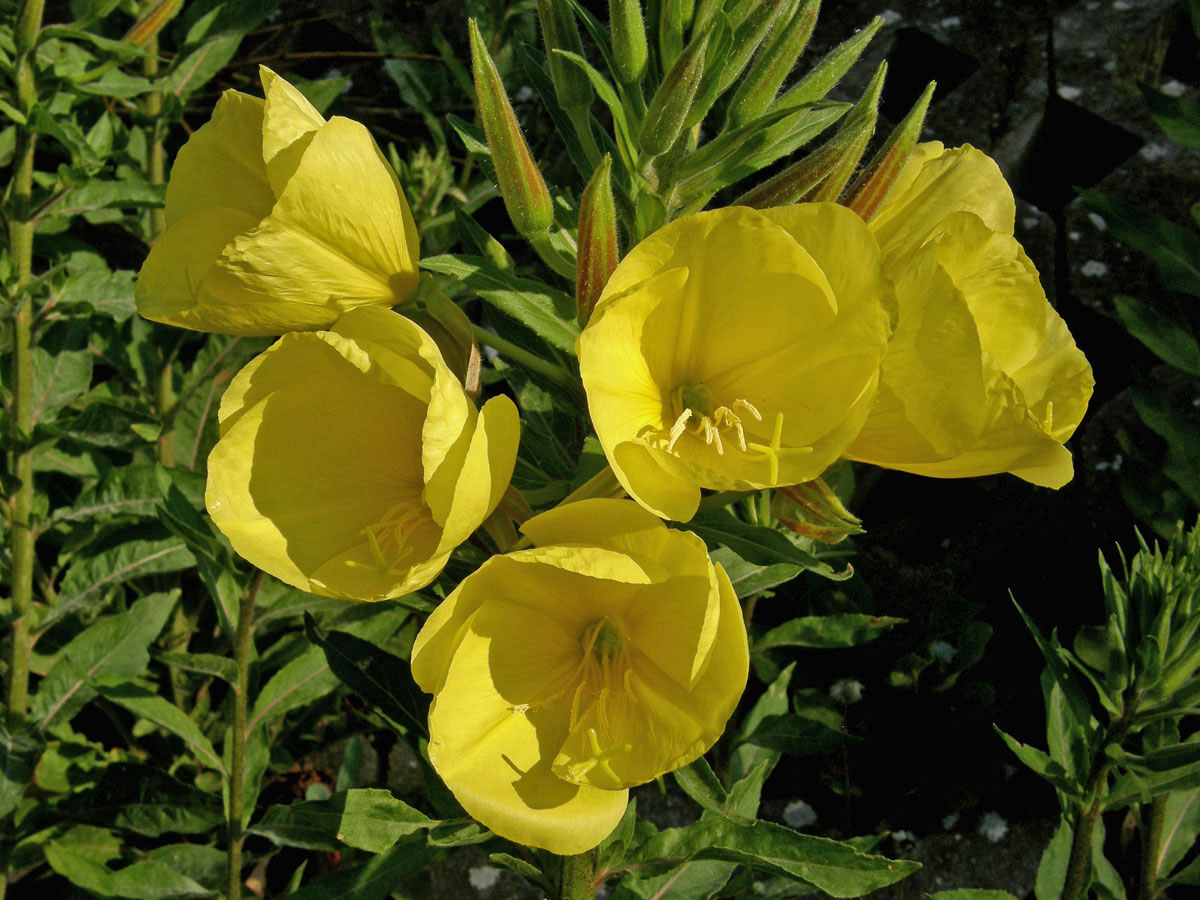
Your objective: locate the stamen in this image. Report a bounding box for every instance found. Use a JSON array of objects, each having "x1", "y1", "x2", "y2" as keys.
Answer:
[
  {"x1": 667, "y1": 408, "x2": 693, "y2": 451},
  {"x1": 1043, "y1": 401, "x2": 1054, "y2": 433}
]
